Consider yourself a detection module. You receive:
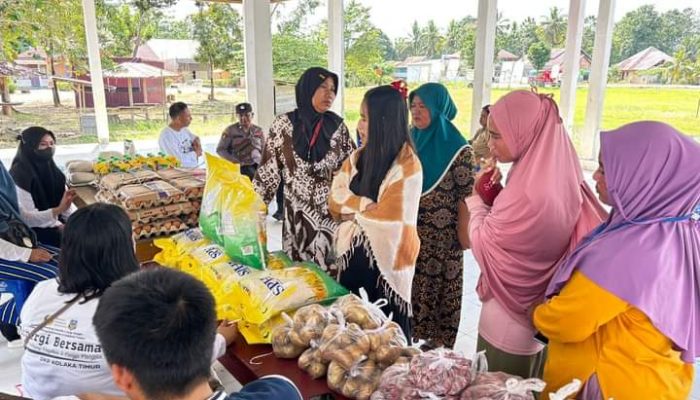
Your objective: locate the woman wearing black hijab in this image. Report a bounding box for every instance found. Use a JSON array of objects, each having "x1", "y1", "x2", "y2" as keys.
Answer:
[
  {"x1": 254, "y1": 67, "x2": 355, "y2": 275},
  {"x1": 10, "y1": 126, "x2": 75, "y2": 247},
  {"x1": 0, "y1": 159, "x2": 58, "y2": 343}
]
